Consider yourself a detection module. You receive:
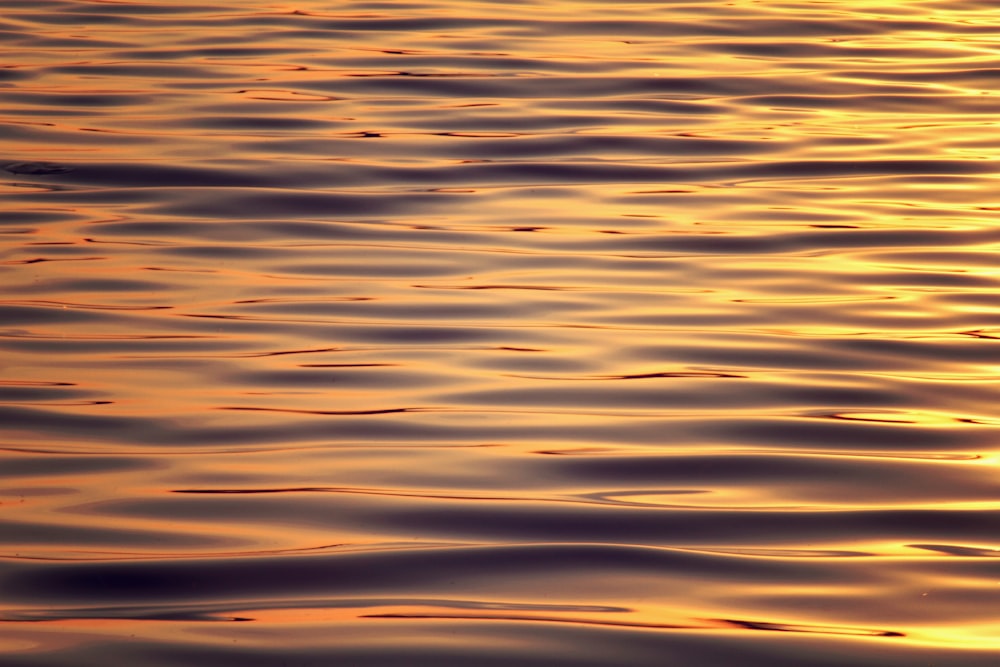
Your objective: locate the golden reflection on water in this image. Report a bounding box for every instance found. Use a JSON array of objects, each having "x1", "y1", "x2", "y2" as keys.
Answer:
[{"x1": 1, "y1": 0, "x2": 1000, "y2": 664}]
